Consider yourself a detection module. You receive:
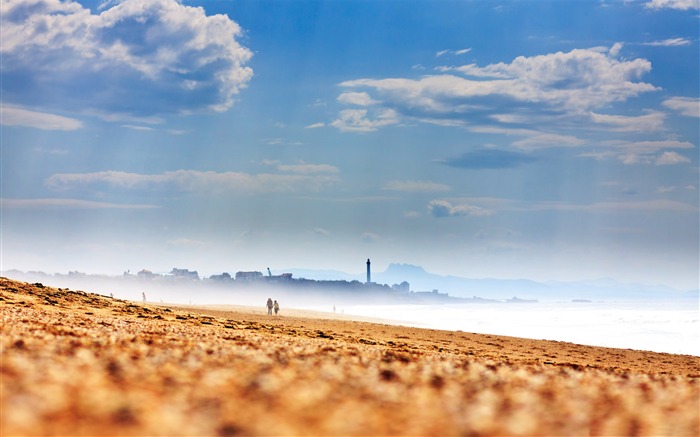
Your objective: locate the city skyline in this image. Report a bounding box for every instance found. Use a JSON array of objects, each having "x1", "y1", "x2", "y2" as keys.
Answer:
[{"x1": 1, "y1": 0, "x2": 698, "y2": 289}]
